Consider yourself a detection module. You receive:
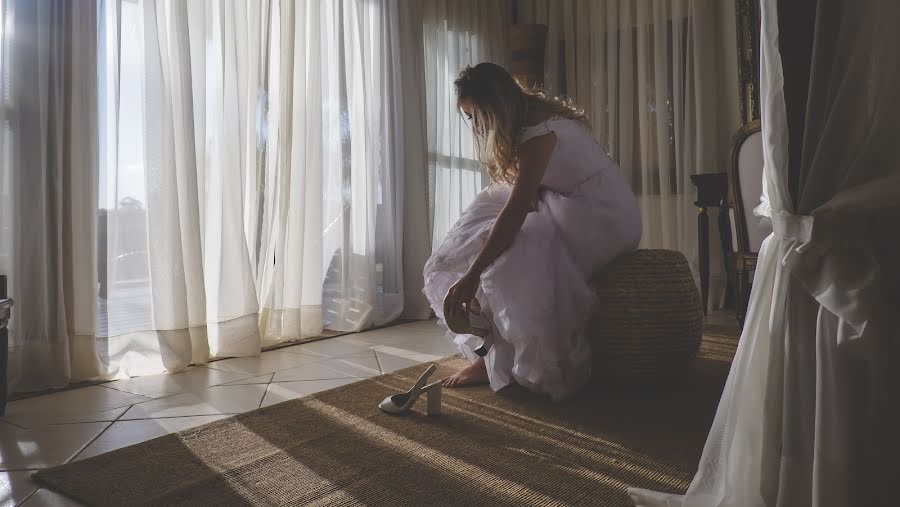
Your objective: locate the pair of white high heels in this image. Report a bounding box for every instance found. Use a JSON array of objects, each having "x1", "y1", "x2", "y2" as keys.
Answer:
[
  {"x1": 379, "y1": 290, "x2": 492, "y2": 415},
  {"x1": 378, "y1": 364, "x2": 443, "y2": 415}
]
